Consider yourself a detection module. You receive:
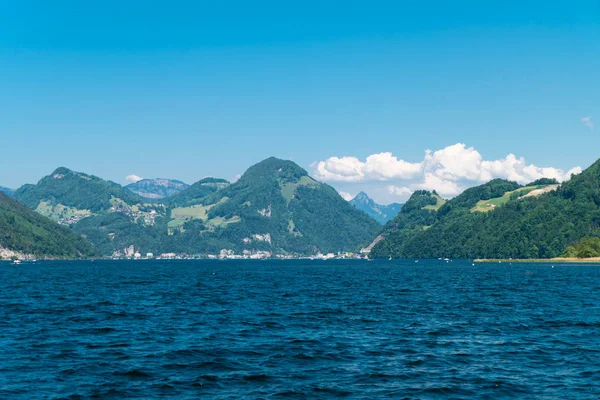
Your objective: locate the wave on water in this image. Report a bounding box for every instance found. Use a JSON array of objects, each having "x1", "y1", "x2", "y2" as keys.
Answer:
[{"x1": 1, "y1": 259, "x2": 600, "y2": 399}]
